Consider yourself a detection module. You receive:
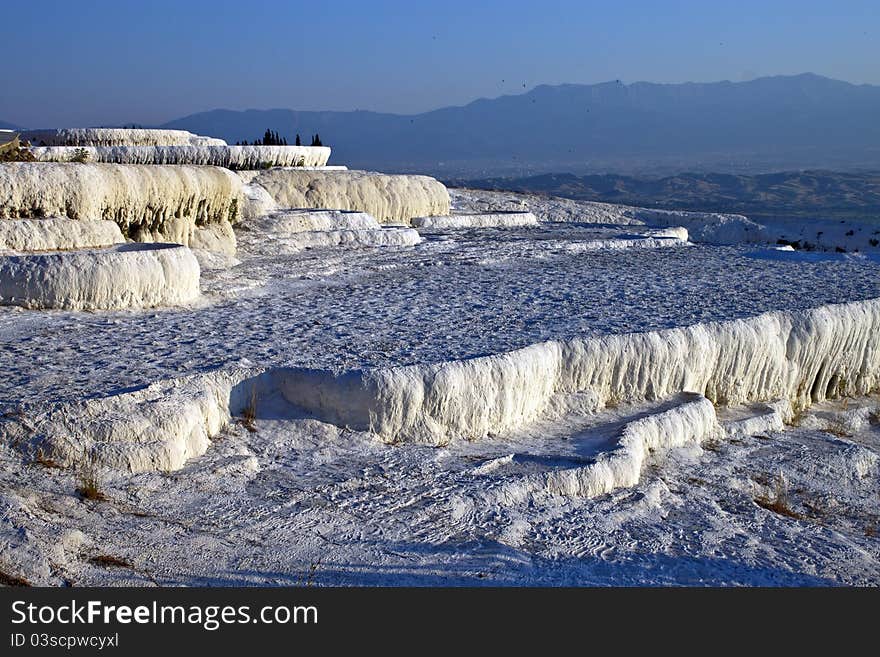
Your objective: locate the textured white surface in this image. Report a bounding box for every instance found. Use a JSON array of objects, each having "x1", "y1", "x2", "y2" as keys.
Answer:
[
  {"x1": 247, "y1": 209, "x2": 381, "y2": 233},
  {"x1": 0, "y1": 218, "x2": 124, "y2": 251},
  {"x1": 32, "y1": 145, "x2": 331, "y2": 169},
  {"x1": 560, "y1": 233, "x2": 688, "y2": 253},
  {"x1": 249, "y1": 169, "x2": 450, "y2": 223},
  {"x1": 5, "y1": 221, "x2": 878, "y2": 411},
  {"x1": 273, "y1": 298, "x2": 880, "y2": 446},
  {"x1": 629, "y1": 208, "x2": 766, "y2": 244},
  {"x1": 451, "y1": 188, "x2": 767, "y2": 245},
  {"x1": 20, "y1": 287, "x2": 854, "y2": 470},
  {"x1": 1, "y1": 187, "x2": 880, "y2": 586},
  {"x1": 0, "y1": 163, "x2": 241, "y2": 247},
  {"x1": 497, "y1": 394, "x2": 718, "y2": 501},
  {"x1": 412, "y1": 211, "x2": 538, "y2": 230},
  {"x1": 240, "y1": 182, "x2": 278, "y2": 220},
  {"x1": 20, "y1": 128, "x2": 225, "y2": 147},
  {"x1": 6, "y1": 370, "x2": 244, "y2": 473},
  {"x1": 21, "y1": 281, "x2": 878, "y2": 470},
  {"x1": 0, "y1": 242, "x2": 200, "y2": 310},
  {"x1": 647, "y1": 226, "x2": 689, "y2": 241},
  {"x1": 3, "y1": 394, "x2": 878, "y2": 585},
  {"x1": 454, "y1": 188, "x2": 880, "y2": 253},
  {"x1": 238, "y1": 210, "x2": 418, "y2": 255},
  {"x1": 240, "y1": 228, "x2": 422, "y2": 255},
  {"x1": 188, "y1": 222, "x2": 237, "y2": 255},
  {"x1": 13, "y1": 269, "x2": 833, "y2": 472},
  {"x1": 718, "y1": 401, "x2": 789, "y2": 440}
]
